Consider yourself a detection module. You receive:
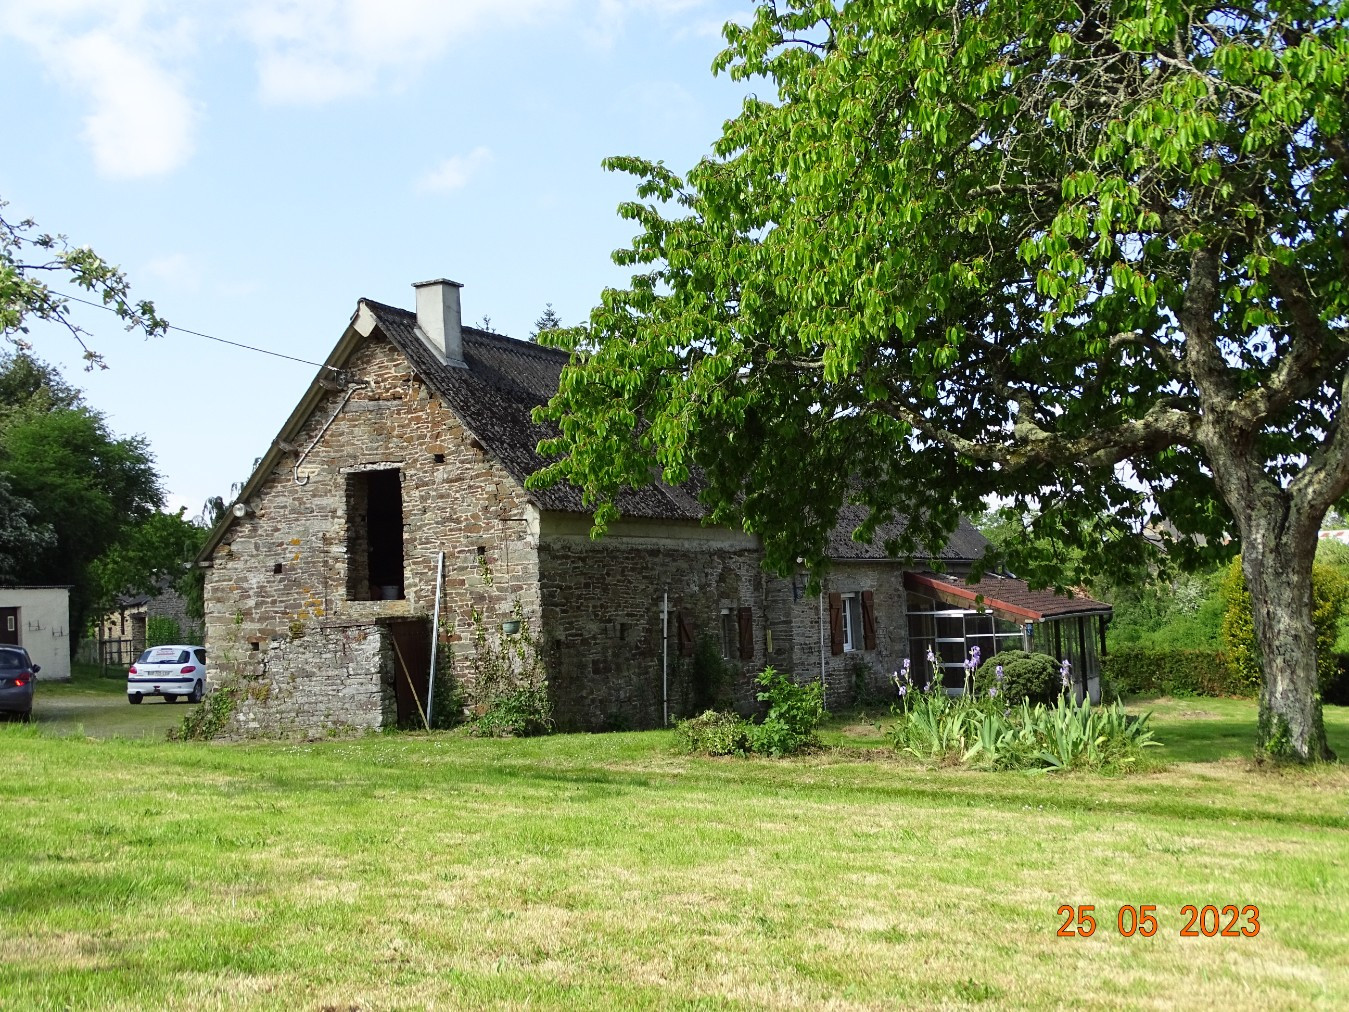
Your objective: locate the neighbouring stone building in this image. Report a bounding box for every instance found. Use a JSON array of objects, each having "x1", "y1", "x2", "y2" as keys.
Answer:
[
  {"x1": 196, "y1": 279, "x2": 1110, "y2": 736},
  {"x1": 91, "y1": 580, "x2": 196, "y2": 666}
]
